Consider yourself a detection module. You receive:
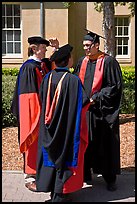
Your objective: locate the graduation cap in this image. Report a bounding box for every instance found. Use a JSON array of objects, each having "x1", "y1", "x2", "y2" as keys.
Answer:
[
  {"x1": 28, "y1": 36, "x2": 49, "y2": 46},
  {"x1": 84, "y1": 29, "x2": 105, "y2": 43},
  {"x1": 50, "y1": 44, "x2": 73, "y2": 62}
]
